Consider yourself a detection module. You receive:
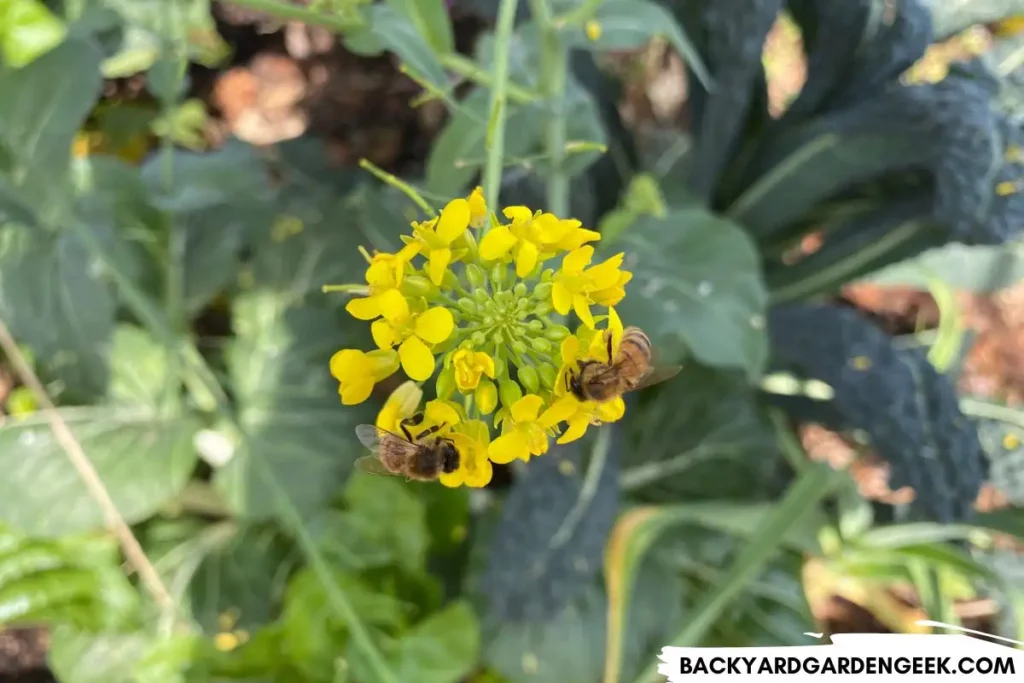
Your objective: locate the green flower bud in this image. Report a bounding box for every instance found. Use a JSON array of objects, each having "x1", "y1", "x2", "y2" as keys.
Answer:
[
  {"x1": 401, "y1": 275, "x2": 433, "y2": 297},
  {"x1": 442, "y1": 269, "x2": 461, "y2": 291},
  {"x1": 492, "y1": 353, "x2": 508, "y2": 378},
  {"x1": 495, "y1": 290, "x2": 514, "y2": 306},
  {"x1": 511, "y1": 340, "x2": 528, "y2": 356},
  {"x1": 499, "y1": 379, "x2": 522, "y2": 408},
  {"x1": 532, "y1": 281, "x2": 552, "y2": 300},
  {"x1": 545, "y1": 324, "x2": 570, "y2": 341},
  {"x1": 473, "y1": 288, "x2": 490, "y2": 304},
  {"x1": 518, "y1": 365, "x2": 540, "y2": 394},
  {"x1": 465, "y1": 264, "x2": 485, "y2": 290},
  {"x1": 457, "y1": 298, "x2": 479, "y2": 315},
  {"x1": 471, "y1": 331, "x2": 488, "y2": 347},
  {"x1": 540, "y1": 269, "x2": 554, "y2": 283},
  {"x1": 534, "y1": 301, "x2": 553, "y2": 316},
  {"x1": 530, "y1": 337, "x2": 552, "y2": 354},
  {"x1": 527, "y1": 319, "x2": 544, "y2": 333},
  {"x1": 538, "y1": 363, "x2": 558, "y2": 389},
  {"x1": 436, "y1": 365, "x2": 456, "y2": 400},
  {"x1": 475, "y1": 379, "x2": 498, "y2": 415},
  {"x1": 513, "y1": 282, "x2": 528, "y2": 298},
  {"x1": 491, "y1": 263, "x2": 507, "y2": 288},
  {"x1": 515, "y1": 298, "x2": 529, "y2": 312}
]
